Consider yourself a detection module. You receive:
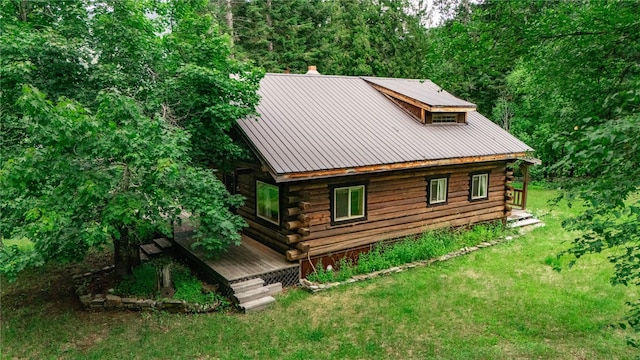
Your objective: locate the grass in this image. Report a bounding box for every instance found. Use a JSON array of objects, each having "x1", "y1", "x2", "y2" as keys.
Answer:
[{"x1": 1, "y1": 186, "x2": 638, "y2": 359}]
